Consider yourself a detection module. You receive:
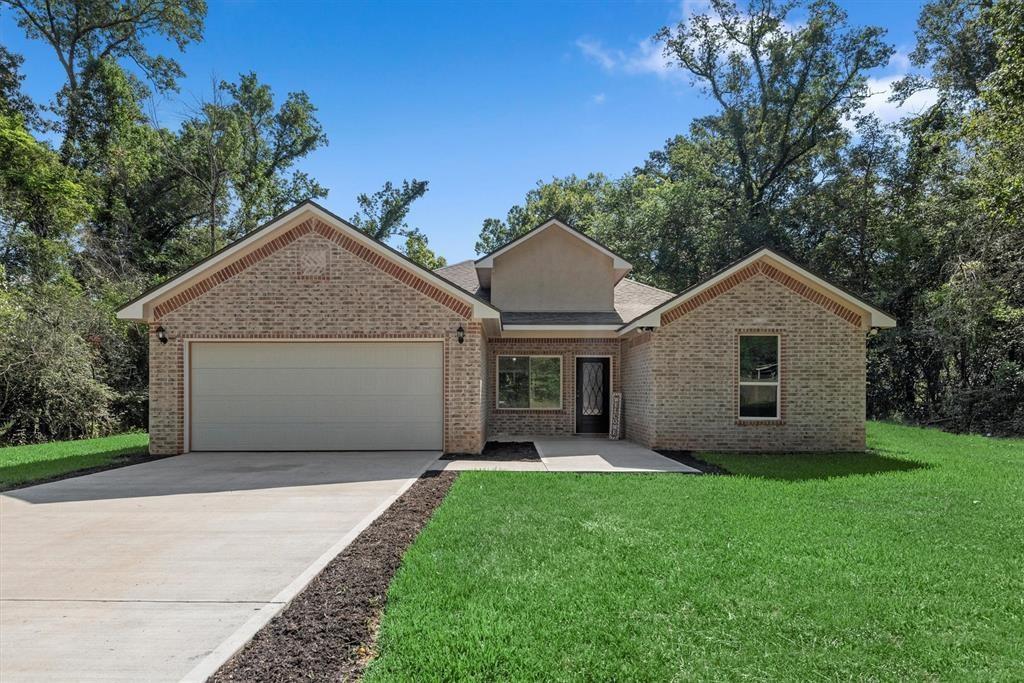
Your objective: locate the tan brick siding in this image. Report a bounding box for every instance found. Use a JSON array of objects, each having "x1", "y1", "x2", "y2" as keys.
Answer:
[
  {"x1": 651, "y1": 273, "x2": 866, "y2": 451},
  {"x1": 486, "y1": 338, "x2": 620, "y2": 437},
  {"x1": 620, "y1": 333, "x2": 657, "y2": 447},
  {"x1": 148, "y1": 225, "x2": 484, "y2": 455}
]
